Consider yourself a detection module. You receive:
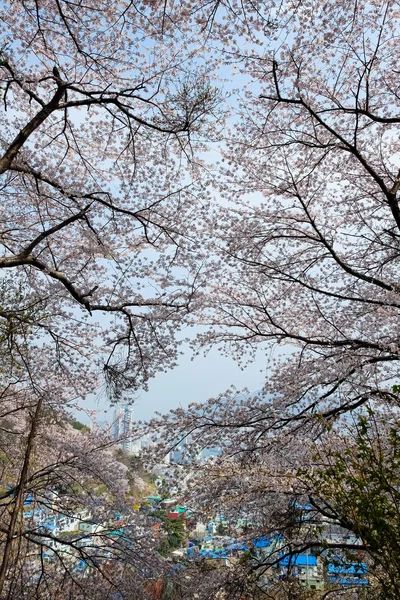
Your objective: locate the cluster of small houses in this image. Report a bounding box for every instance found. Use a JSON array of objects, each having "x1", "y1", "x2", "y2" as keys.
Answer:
[
  {"x1": 145, "y1": 495, "x2": 369, "y2": 592},
  {"x1": 22, "y1": 491, "x2": 127, "y2": 576},
  {"x1": 21, "y1": 491, "x2": 369, "y2": 594}
]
